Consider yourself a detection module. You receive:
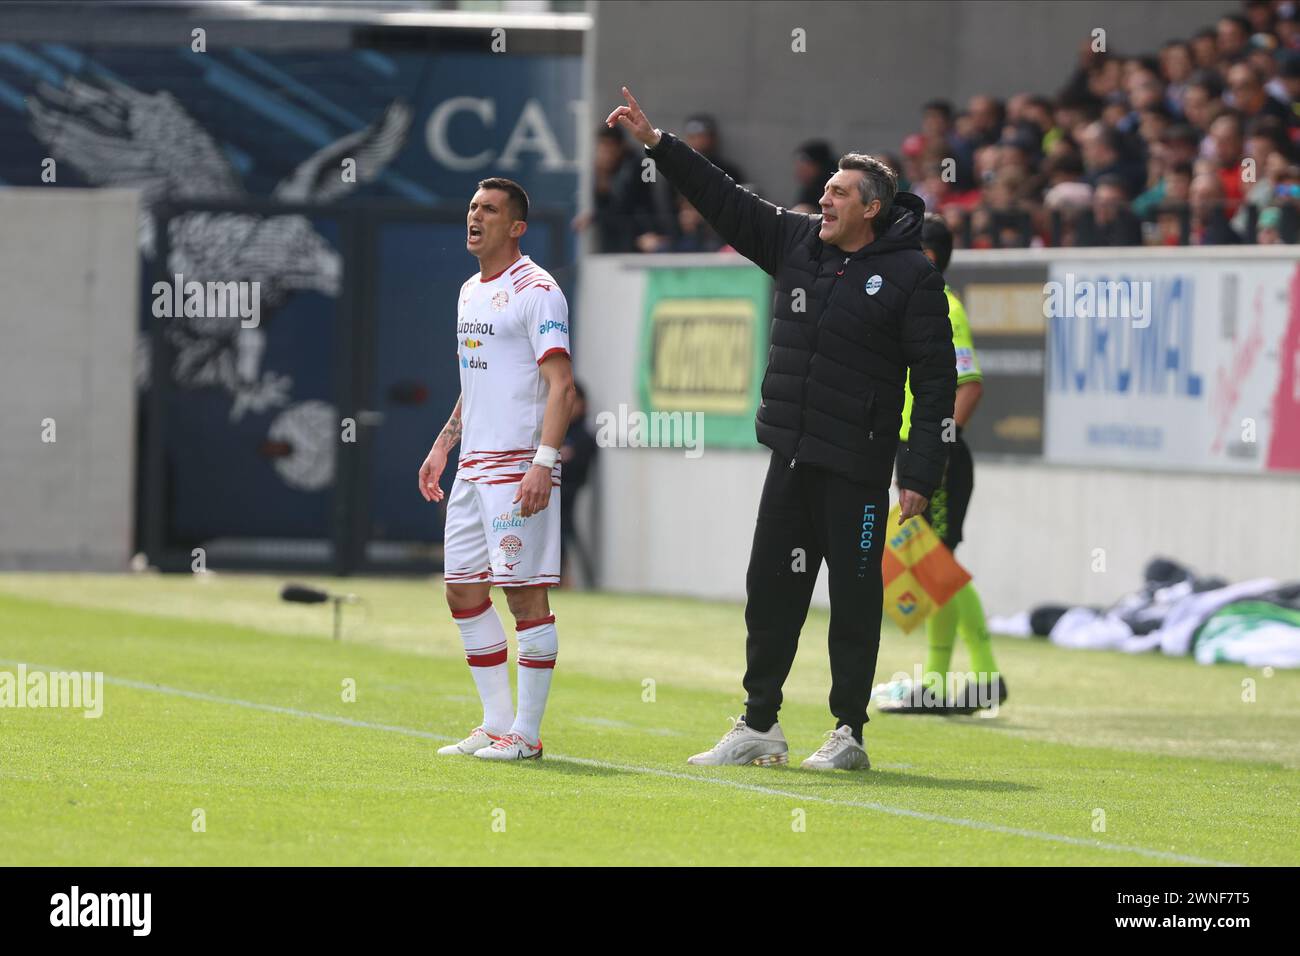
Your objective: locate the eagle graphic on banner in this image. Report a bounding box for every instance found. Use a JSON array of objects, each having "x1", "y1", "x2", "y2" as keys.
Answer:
[{"x1": 27, "y1": 75, "x2": 412, "y2": 489}]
